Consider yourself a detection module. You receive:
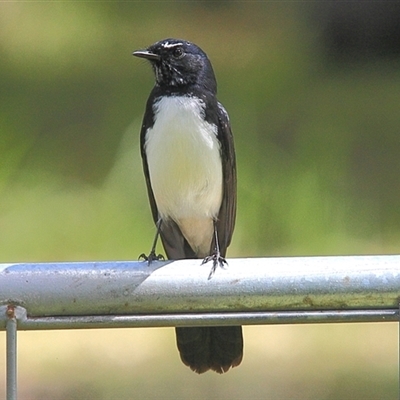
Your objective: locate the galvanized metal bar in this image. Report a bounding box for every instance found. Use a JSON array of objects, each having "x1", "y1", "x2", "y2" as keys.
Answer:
[
  {"x1": 5, "y1": 307, "x2": 17, "y2": 400},
  {"x1": 0, "y1": 255, "x2": 400, "y2": 331},
  {"x1": 5, "y1": 309, "x2": 397, "y2": 331}
]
